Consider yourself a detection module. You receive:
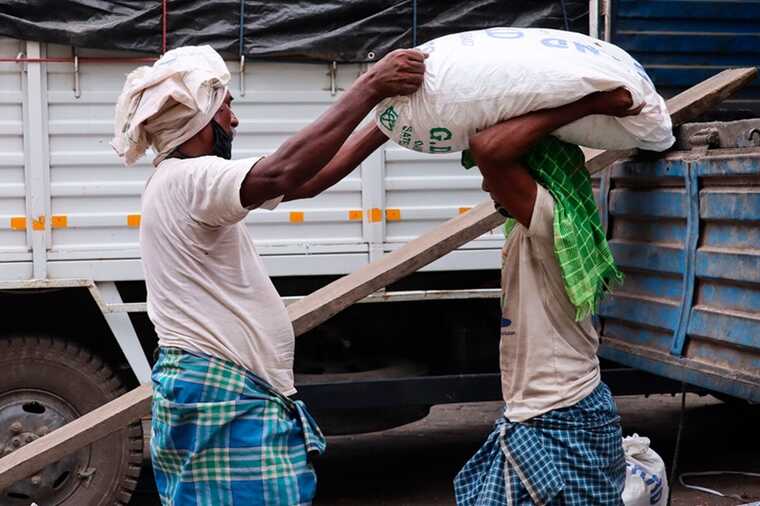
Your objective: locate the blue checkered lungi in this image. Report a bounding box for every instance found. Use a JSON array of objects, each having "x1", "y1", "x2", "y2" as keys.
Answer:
[
  {"x1": 454, "y1": 383, "x2": 625, "y2": 506},
  {"x1": 151, "y1": 347, "x2": 326, "y2": 506}
]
